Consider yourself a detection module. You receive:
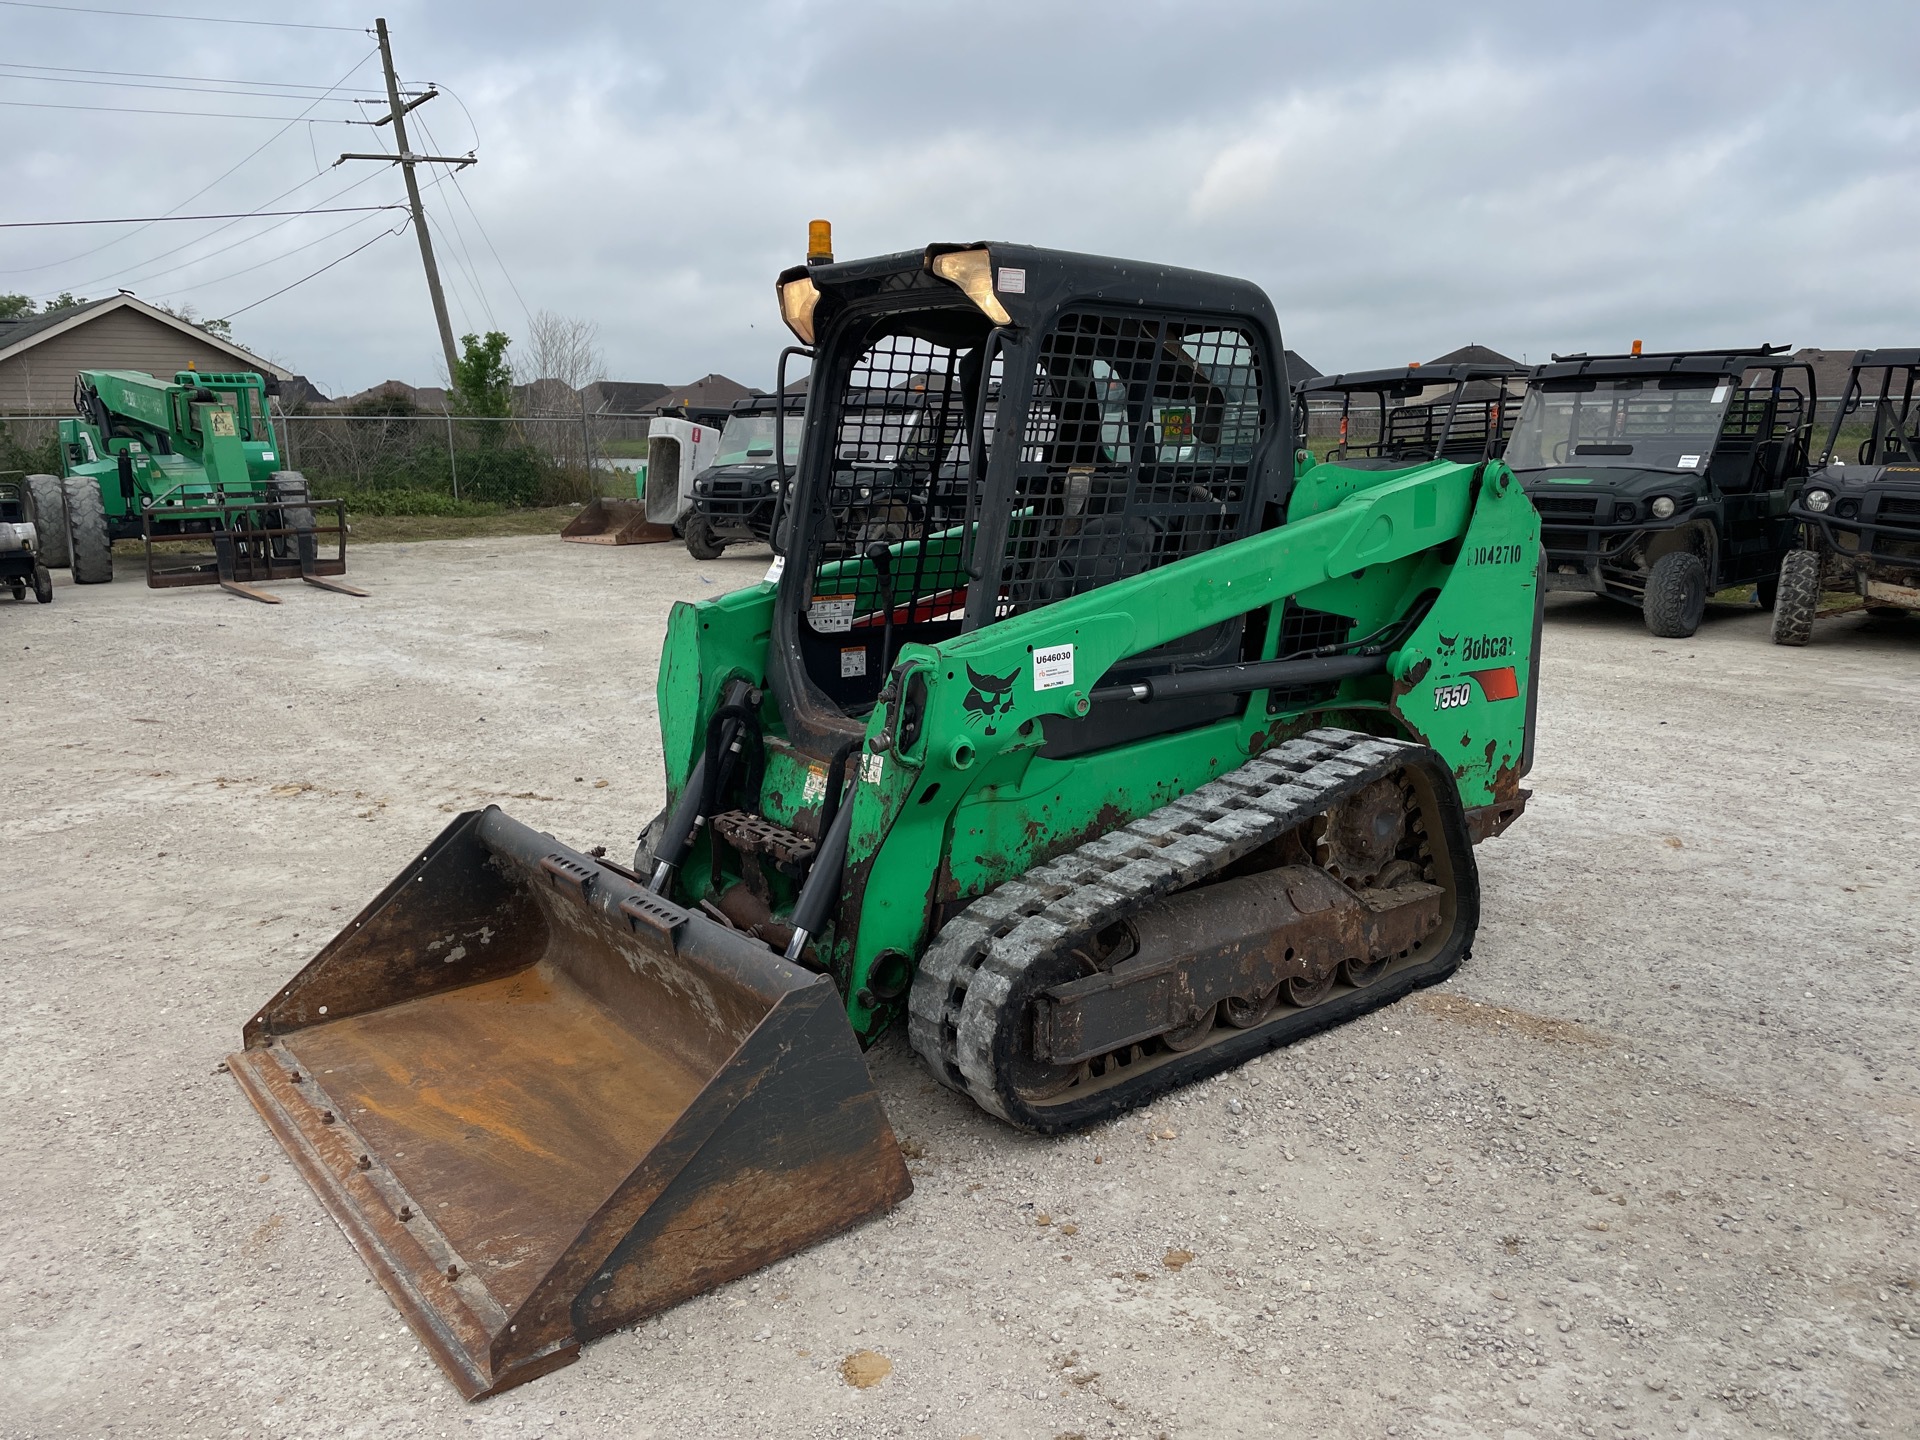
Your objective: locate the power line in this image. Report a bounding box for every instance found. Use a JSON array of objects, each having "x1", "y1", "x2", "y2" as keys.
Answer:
[
  {"x1": 223, "y1": 221, "x2": 409, "y2": 320},
  {"x1": 0, "y1": 49, "x2": 377, "y2": 277},
  {"x1": 2, "y1": 204, "x2": 402, "y2": 229},
  {"x1": 414, "y1": 109, "x2": 495, "y2": 329},
  {"x1": 432, "y1": 82, "x2": 533, "y2": 329},
  {"x1": 36, "y1": 163, "x2": 360, "y2": 296},
  {"x1": 0, "y1": 97, "x2": 379, "y2": 121},
  {"x1": 0, "y1": 70, "x2": 384, "y2": 102},
  {"x1": 148, "y1": 207, "x2": 400, "y2": 300},
  {"x1": 0, "y1": 60, "x2": 423, "y2": 95},
  {"x1": 94, "y1": 169, "x2": 386, "y2": 293},
  {"x1": 0, "y1": 0, "x2": 363, "y2": 29}
]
